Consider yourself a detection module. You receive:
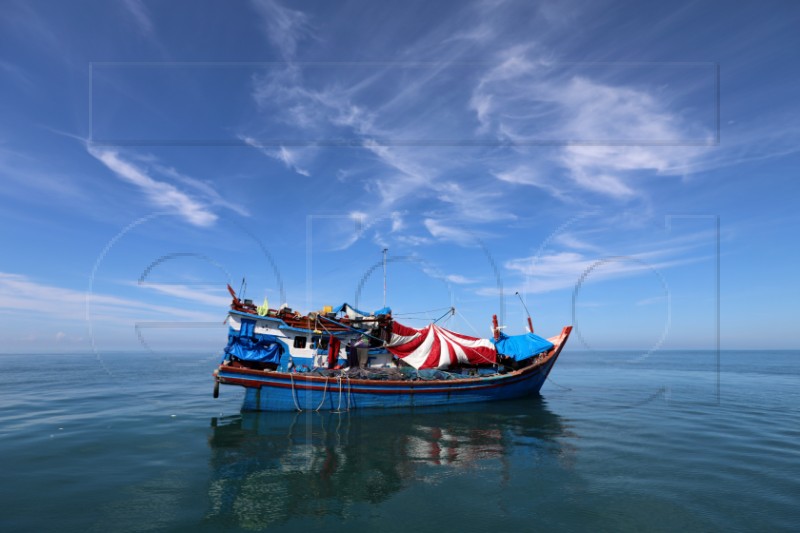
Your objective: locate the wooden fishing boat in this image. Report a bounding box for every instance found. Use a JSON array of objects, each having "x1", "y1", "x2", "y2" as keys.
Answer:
[{"x1": 213, "y1": 285, "x2": 571, "y2": 411}]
